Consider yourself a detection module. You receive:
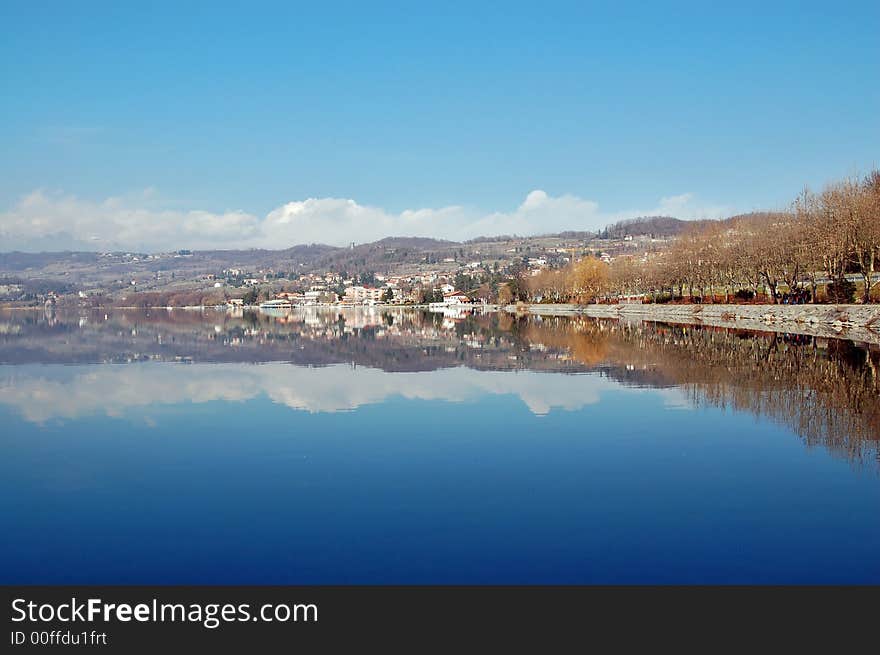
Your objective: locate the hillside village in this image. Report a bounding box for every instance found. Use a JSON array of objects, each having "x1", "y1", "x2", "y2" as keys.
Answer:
[
  {"x1": 0, "y1": 217, "x2": 678, "y2": 307},
  {"x1": 4, "y1": 167, "x2": 879, "y2": 310}
]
